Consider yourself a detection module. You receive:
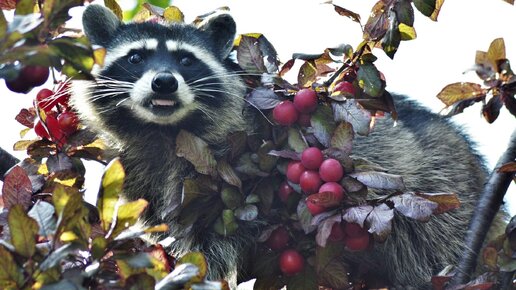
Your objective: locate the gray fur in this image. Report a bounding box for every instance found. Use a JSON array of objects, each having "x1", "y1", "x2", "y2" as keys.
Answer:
[{"x1": 82, "y1": 5, "x2": 121, "y2": 47}]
